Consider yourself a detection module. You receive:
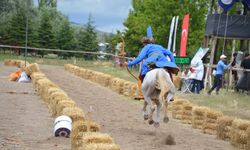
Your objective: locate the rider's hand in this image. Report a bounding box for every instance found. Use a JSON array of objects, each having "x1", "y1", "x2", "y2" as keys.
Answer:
[{"x1": 124, "y1": 62, "x2": 128, "y2": 66}]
